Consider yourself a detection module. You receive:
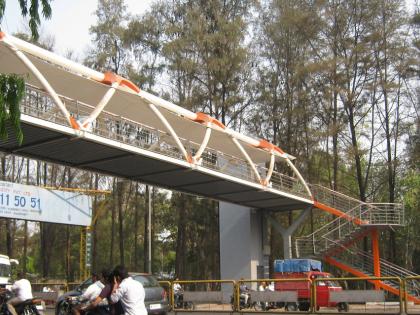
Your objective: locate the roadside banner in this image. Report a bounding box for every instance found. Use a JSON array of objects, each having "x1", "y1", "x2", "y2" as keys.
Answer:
[{"x1": 0, "y1": 180, "x2": 92, "y2": 226}]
